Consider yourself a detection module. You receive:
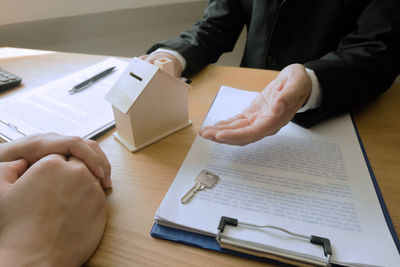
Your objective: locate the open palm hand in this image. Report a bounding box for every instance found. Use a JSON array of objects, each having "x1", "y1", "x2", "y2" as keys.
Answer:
[{"x1": 199, "y1": 64, "x2": 312, "y2": 145}]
